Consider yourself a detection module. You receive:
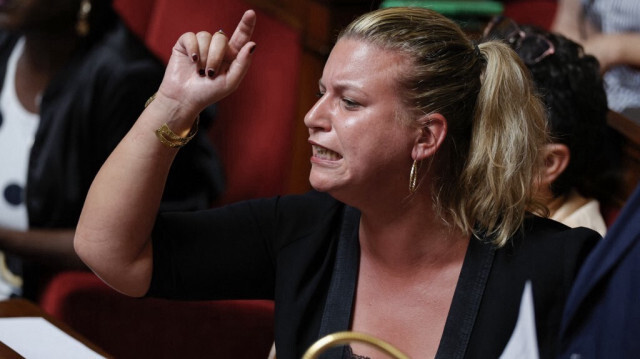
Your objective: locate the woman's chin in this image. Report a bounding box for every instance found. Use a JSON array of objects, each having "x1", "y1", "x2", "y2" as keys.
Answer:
[
  {"x1": 308, "y1": 173, "x2": 337, "y2": 193},
  {"x1": 309, "y1": 179, "x2": 330, "y2": 193}
]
